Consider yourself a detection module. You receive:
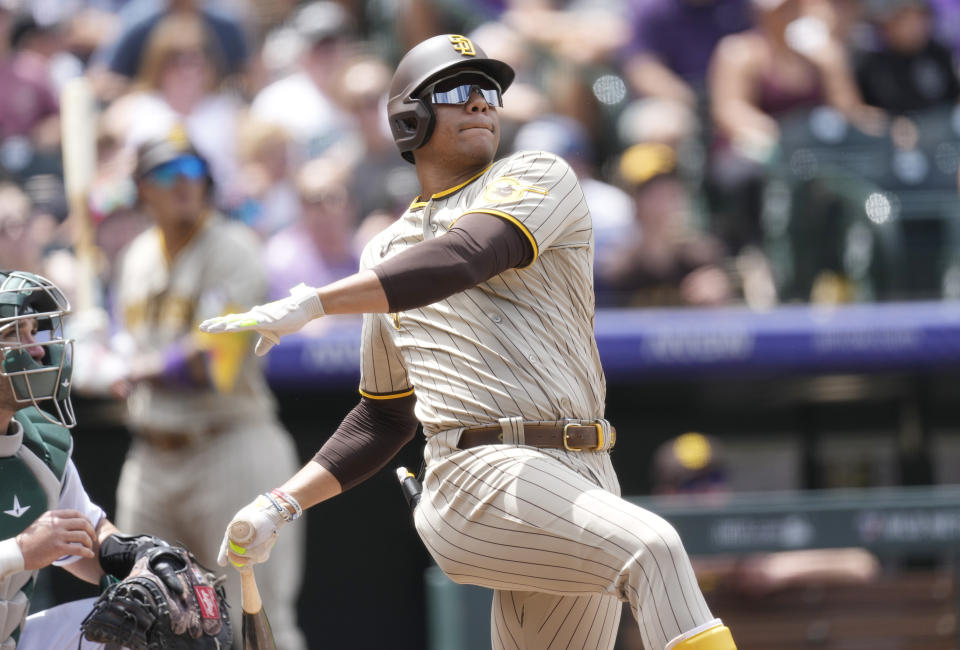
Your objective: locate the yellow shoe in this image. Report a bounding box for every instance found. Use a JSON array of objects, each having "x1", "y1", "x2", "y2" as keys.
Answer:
[{"x1": 667, "y1": 620, "x2": 736, "y2": 650}]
